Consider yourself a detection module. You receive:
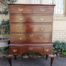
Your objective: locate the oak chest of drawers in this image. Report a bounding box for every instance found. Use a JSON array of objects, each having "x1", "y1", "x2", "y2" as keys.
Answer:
[{"x1": 8, "y1": 4, "x2": 55, "y2": 56}]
